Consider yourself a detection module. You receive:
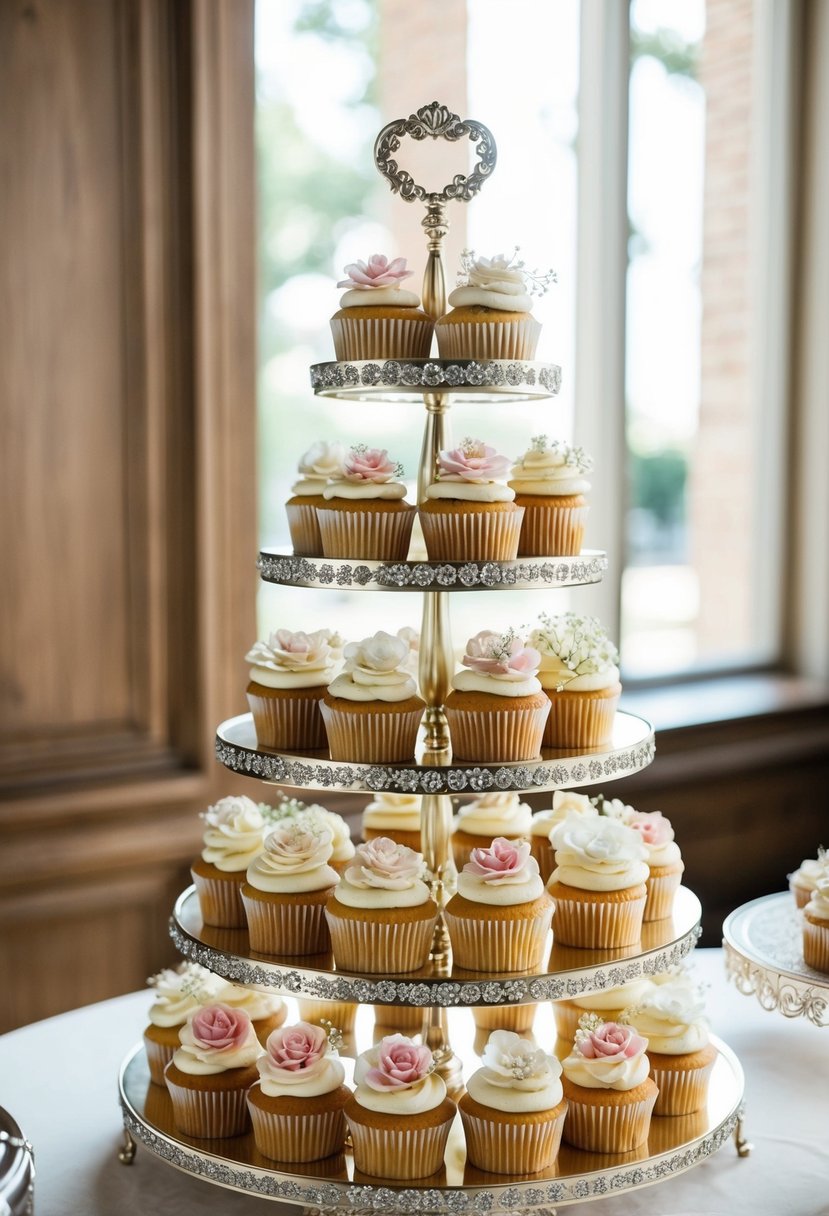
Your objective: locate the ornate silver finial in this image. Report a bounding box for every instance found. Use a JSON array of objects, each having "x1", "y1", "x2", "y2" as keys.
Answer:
[{"x1": 373, "y1": 102, "x2": 497, "y2": 205}]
